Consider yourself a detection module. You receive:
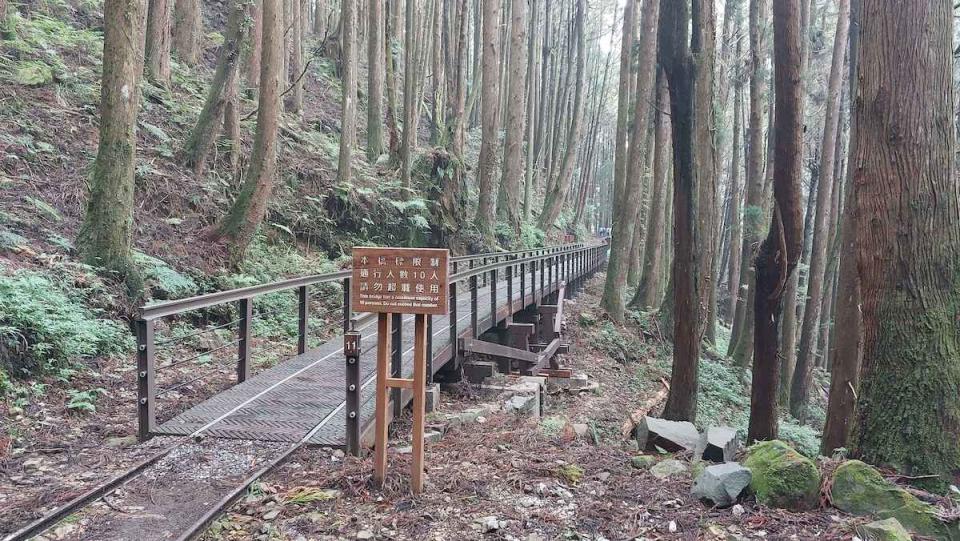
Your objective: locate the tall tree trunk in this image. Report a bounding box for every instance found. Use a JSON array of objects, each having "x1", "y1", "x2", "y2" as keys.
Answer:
[
  {"x1": 728, "y1": 0, "x2": 767, "y2": 365},
  {"x1": 496, "y1": 0, "x2": 528, "y2": 237},
  {"x1": 475, "y1": 0, "x2": 501, "y2": 244},
  {"x1": 77, "y1": 0, "x2": 148, "y2": 295},
  {"x1": 790, "y1": 0, "x2": 850, "y2": 421},
  {"x1": 660, "y1": 0, "x2": 714, "y2": 422},
  {"x1": 747, "y1": 0, "x2": 804, "y2": 443},
  {"x1": 288, "y1": 0, "x2": 304, "y2": 114},
  {"x1": 244, "y1": 0, "x2": 262, "y2": 94},
  {"x1": 852, "y1": 0, "x2": 960, "y2": 482},
  {"x1": 601, "y1": 0, "x2": 660, "y2": 321},
  {"x1": 384, "y1": 0, "x2": 402, "y2": 164},
  {"x1": 145, "y1": 0, "x2": 172, "y2": 84},
  {"x1": 821, "y1": 0, "x2": 861, "y2": 453},
  {"x1": 172, "y1": 0, "x2": 202, "y2": 66},
  {"x1": 609, "y1": 0, "x2": 636, "y2": 252},
  {"x1": 538, "y1": 0, "x2": 587, "y2": 232},
  {"x1": 631, "y1": 69, "x2": 671, "y2": 310},
  {"x1": 522, "y1": 0, "x2": 539, "y2": 221},
  {"x1": 336, "y1": 0, "x2": 357, "y2": 184},
  {"x1": 181, "y1": 0, "x2": 249, "y2": 174},
  {"x1": 367, "y1": 0, "x2": 385, "y2": 159},
  {"x1": 210, "y1": 0, "x2": 282, "y2": 258},
  {"x1": 400, "y1": 0, "x2": 419, "y2": 194},
  {"x1": 726, "y1": 76, "x2": 744, "y2": 322},
  {"x1": 448, "y1": 0, "x2": 469, "y2": 158}
]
